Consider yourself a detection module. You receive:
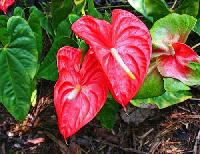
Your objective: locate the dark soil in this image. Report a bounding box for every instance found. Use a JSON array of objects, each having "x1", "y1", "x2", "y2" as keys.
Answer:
[{"x1": 0, "y1": 79, "x2": 200, "y2": 154}]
